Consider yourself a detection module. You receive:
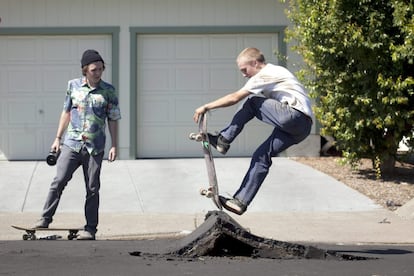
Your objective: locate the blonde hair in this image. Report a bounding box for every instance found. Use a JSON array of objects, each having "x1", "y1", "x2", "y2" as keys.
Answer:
[{"x1": 237, "y1": 47, "x2": 266, "y2": 64}]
